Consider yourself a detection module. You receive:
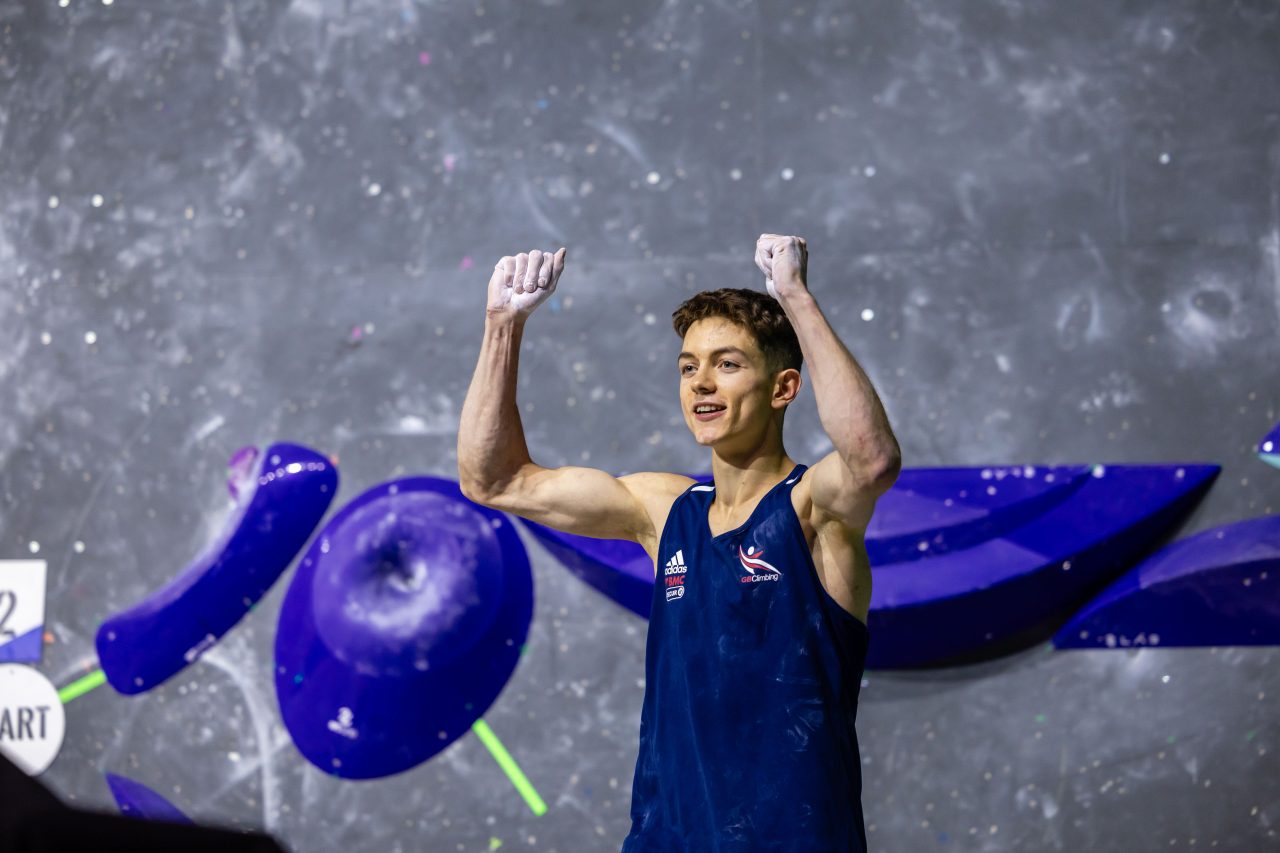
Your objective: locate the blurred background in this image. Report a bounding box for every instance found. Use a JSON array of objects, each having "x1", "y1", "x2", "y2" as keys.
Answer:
[{"x1": 1, "y1": 0, "x2": 1278, "y2": 850}]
